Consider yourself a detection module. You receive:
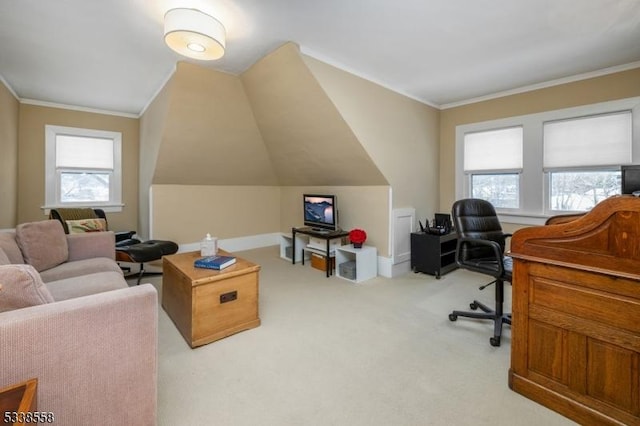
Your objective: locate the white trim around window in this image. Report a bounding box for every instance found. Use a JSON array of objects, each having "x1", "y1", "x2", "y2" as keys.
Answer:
[
  {"x1": 44, "y1": 125, "x2": 123, "y2": 213},
  {"x1": 455, "y1": 97, "x2": 640, "y2": 225}
]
